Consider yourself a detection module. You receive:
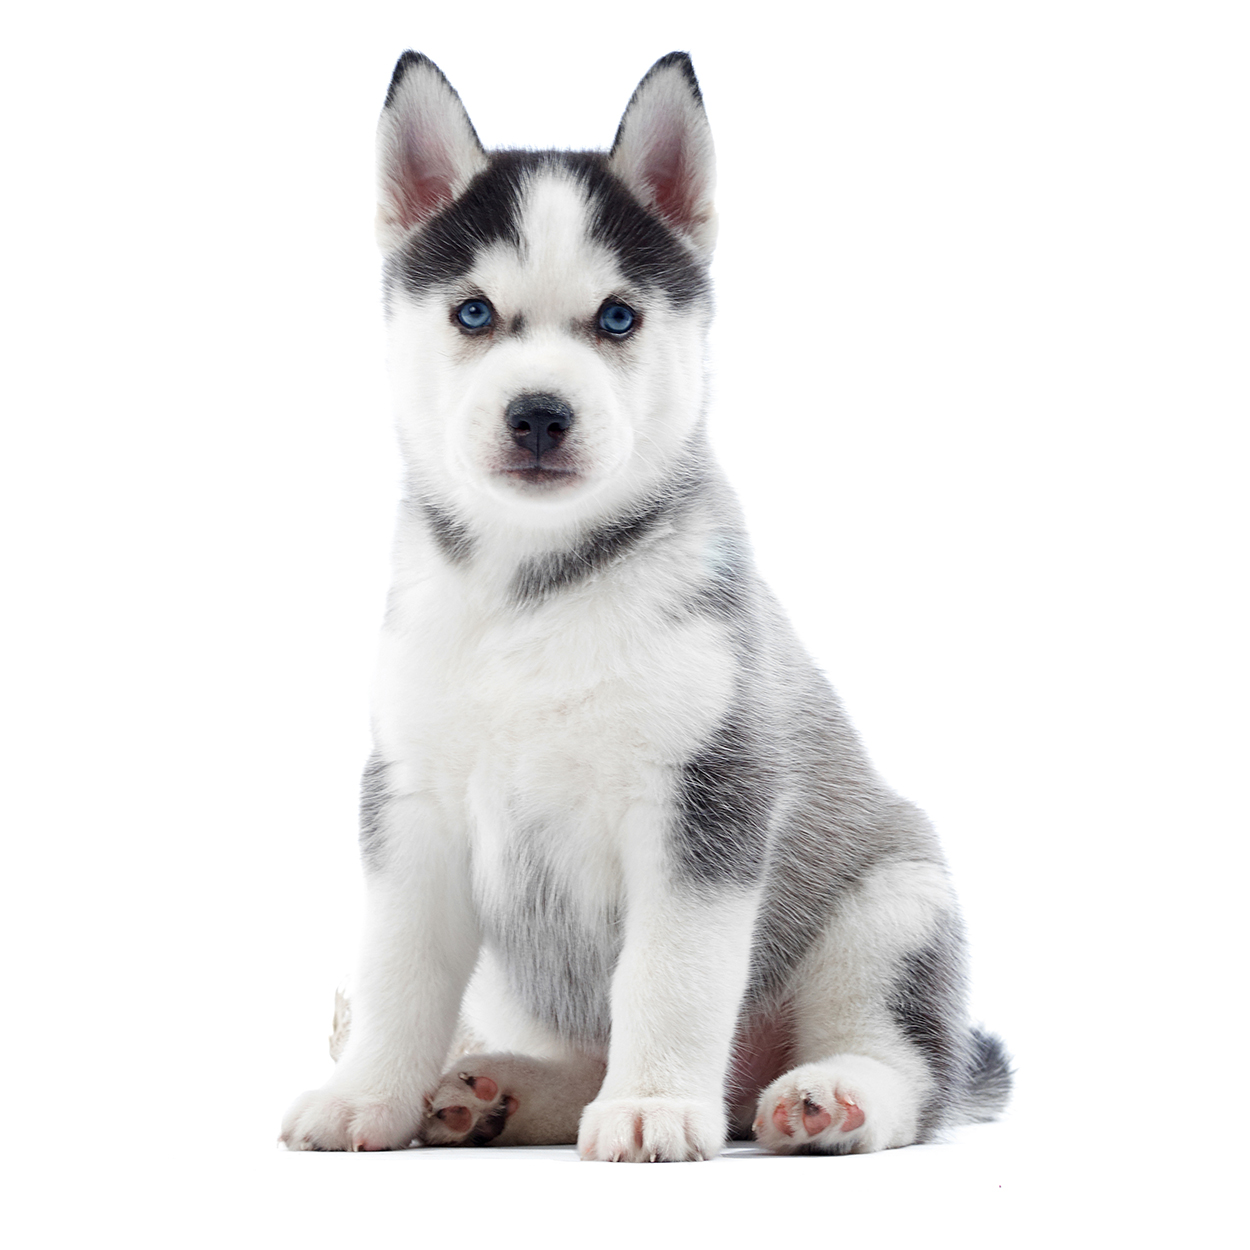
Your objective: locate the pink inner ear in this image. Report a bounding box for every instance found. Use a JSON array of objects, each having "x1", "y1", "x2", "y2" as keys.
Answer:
[
  {"x1": 395, "y1": 132, "x2": 456, "y2": 230},
  {"x1": 642, "y1": 119, "x2": 695, "y2": 232}
]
